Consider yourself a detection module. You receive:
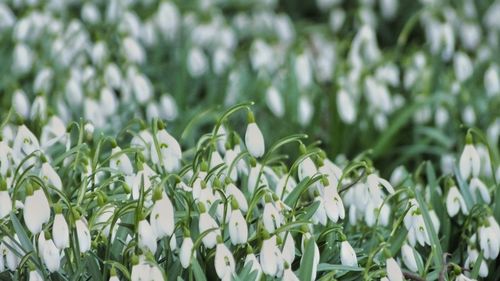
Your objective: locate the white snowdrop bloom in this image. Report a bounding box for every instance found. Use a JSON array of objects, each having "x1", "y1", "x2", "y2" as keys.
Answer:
[
  {"x1": 155, "y1": 1, "x2": 179, "y2": 40},
  {"x1": 160, "y1": 94, "x2": 178, "y2": 121},
  {"x1": 33, "y1": 68, "x2": 53, "y2": 94},
  {"x1": 312, "y1": 197, "x2": 328, "y2": 226},
  {"x1": 460, "y1": 22, "x2": 481, "y2": 50},
  {"x1": 0, "y1": 3, "x2": 15, "y2": 30},
  {"x1": 224, "y1": 149, "x2": 239, "y2": 181},
  {"x1": 12, "y1": 43, "x2": 33, "y2": 75},
  {"x1": 215, "y1": 240, "x2": 236, "y2": 280},
  {"x1": 75, "y1": 217, "x2": 91, "y2": 253},
  {"x1": 187, "y1": 47, "x2": 208, "y2": 78},
  {"x1": 180, "y1": 235, "x2": 194, "y2": 268},
  {"x1": 65, "y1": 77, "x2": 83, "y2": 108},
  {"x1": 300, "y1": 233, "x2": 320, "y2": 280},
  {"x1": 337, "y1": 89, "x2": 357, "y2": 124},
  {"x1": 123, "y1": 37, "x2": 145, "y2": 64},
  {"x1": 371, "y1": 172, "x2": 396, "y2": 194},
  {"x1": 41, "y1": 115, "x2": 67, "y2": 148},
  {"x1": 485, "y1": 65, "x2": 500, "y2": 97},
  {"x1": 209, "y1": 150, "x2": 224, "y2": 170},
  {"x1": 340, "y1": 241, "x2": 358, "y2": 266},
  {"x1": 131, "y1": 129, "x2": 154, "y2": 157},
  {"x1": 3, "y1": 235, "x2": 21, "y2": 271},
  {"x1": 13, "y1": 90, "x2": 30, "y2": 118},
  {"x1": 110, "y1": 146, "x2": 134, "y2": 176},
  {"x1": 446, "y1": 186, "x2": 468, "y2": 217},
  {"x1": 138, "y1": 219, "x2": 157, "y2": 253},
  {"x1": 213, "y1": 47, "x2": 232, "y2": 75},
  {"x1": 132, "y1": 73, "x2": 153, "y2": 105},
  {"x1": 459, "y1": 137, "x2": 480, "y2": 179},
  {"x1": 275, "y1": 175, "x2": 296, "y2": 200},
  {"x1": 245, "y1": 113, "x2": 265, "y2": 158},
  {"x1": 464, "y1": 248, "x2": 488, "y2": 277},
  {"x1": 298, "y1": 156, "x2": 317, "y2": 182},
  {"x1": 0, "y1": 139, "x2": 13, "y2": 176},
  {"x1": 469, "y1": 177, "x2": 491, "y2": 204},
  {"x1": 323, "y1": 187, "x2": 345, "y2": 223},
  {"x1": 0, "y1": 183, "x2": 12, "y2": 219},
  {"x1": 52, "y1": 213, "x2": 69, "y2": 250},
  {"x1": 244, "y1": 253, "x2": 262, "y2": 280},
  {"x1": 298, "y1": 95, "x2": 314, "y2": 126},
  {"x1": 386, "y1": 257, "x2": 403, "y2": 281},
  {"x1": 455, "y1": 273, "x2": 475, "y2": 281},
  {"x1": 228, "y1": 208, "x2": 248, "y2": 245},
  {"x1": 265, "y1": 86, "x2": 285, "y2": 118},
  {"x1": 29, "y1": 270, "x2": 43, "y2": 281},
  {"x1": 295, "y1": 52, "x2": 313, "y2": 90},
  {"x1": 404, "y1": 200, "x2": 431, "y2": 247},
  {"x1": 94, "y1": 204, "x2": 119, "y2": 240},
  {"x1": 329, "y1": 8, "x2": 346, "y2": 32},
  {"x1": 151, "y1": 128, "x2": 182, "y2": 173},
  {"x1": 13, "y1": 124, "x2": 40, "y2": 163},
  {"x1": 131, "y1": 260, "x2": 151, "y2": 281},
  {"x1": 478, "y1": 222, "x2": 500, "y2": 260},
  {"x1": 84, "y1": 98, "x2": 106, "y2": 128},
  {"x1": 250, "y1": 39, "x2": 275, "y2": 73},
  {"x1": 262, "y1": 199, "x2": 284, "y2": 233},
  {"x1": 281, "y1": 234, "x2": 295, "y2": 265},
  {"x1": 454, "y1": 52, "x2": 473, "y2": 82},
  {"x1": 401, "y1": 243, "x2": 418, "y2": 272},
  {"x1": 282, "y1": 265, "x2": 299, "y2": 281},
  {"x1": 150, "y1": 191, "x2": 175, "y2": 239},
  {"x1": 104, "y1": 63, "x2": 122, "y2": 89},
  {"x1": 199, "y1": 211, "x2": 220, "y2": 249},
  {"x1": 99, "y1": 87, "x2": 118, "y2": 117},
  {"x1": 275, "y1": 14, "x2": 295, "y2": 44},
  {"x1": 39, "y1": 233, "x2": 60, "y2": 272},
  {"x1": 81, "y1": 2, "x2": 101, "y2": 24},
  {"x1": 380, "y1": 0, "x2": 398, "y2": 19},
  {"x1": 225, "y1": 183, "x2": 248, "y2": 212},
  {"x1": 24, "y1": 188, "x2": 50, "y2": 234},
  {"x1": 260, "y1": 235, "x2": 280, "y2": 277}
]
